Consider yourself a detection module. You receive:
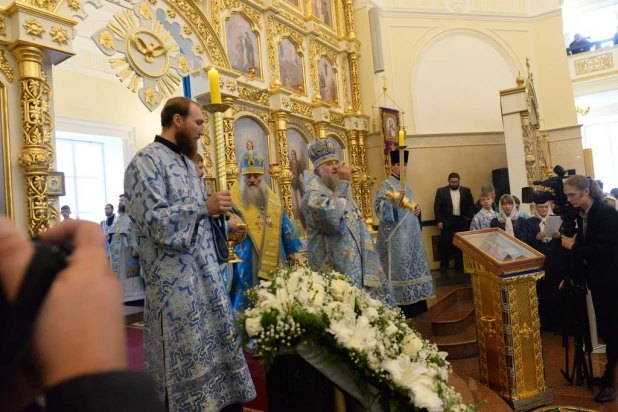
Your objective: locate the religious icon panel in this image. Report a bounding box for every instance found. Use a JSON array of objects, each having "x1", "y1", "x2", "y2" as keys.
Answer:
[
  {"x1": 234, "y1": 117, "x2": 272, "y2": 187},
  {"x1": 287, "y1": 129, "x2": 309, "y2": 224},
  {"x1": 312, "y1": 0, "x2": 333, "y2": 27},
  {"x1": 278, "y1": 38, "x2": 305, "y2": 93},
  {"x1": 225, "y1": 13, "x2": 261, "y2": 78},
  {"x1": 318, "y1": 56, "x2": 338, "y2": 105}
]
